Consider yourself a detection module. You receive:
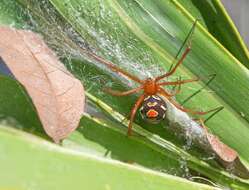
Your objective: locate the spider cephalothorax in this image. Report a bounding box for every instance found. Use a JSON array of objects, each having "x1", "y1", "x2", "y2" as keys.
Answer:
[{"x1": 140, "y1": 95, "x2": 167, "y2": 124}]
